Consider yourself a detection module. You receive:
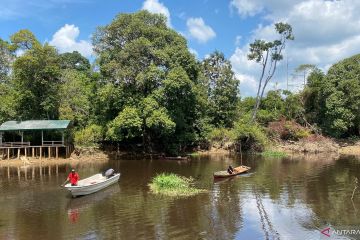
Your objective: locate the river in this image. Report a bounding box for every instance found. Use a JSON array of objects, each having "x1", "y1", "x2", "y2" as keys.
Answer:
[{"x1": 0, "y1": 154, "x2": 359, "y2": 240}]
